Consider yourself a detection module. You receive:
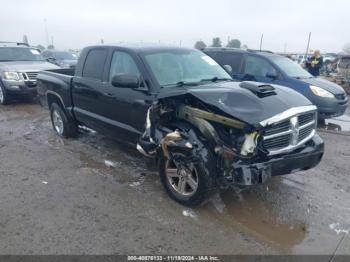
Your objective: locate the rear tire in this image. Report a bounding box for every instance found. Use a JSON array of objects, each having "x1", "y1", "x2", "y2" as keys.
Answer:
[
  {"x1": 50, "y1": 103, "x2": 78, "y2": 138},
  {"x1": 158, "y1": 144, "x2": 218, "y2": 207},
  {"x1": 0, "y1": 83, "x2": 10, "y2": 105}
]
